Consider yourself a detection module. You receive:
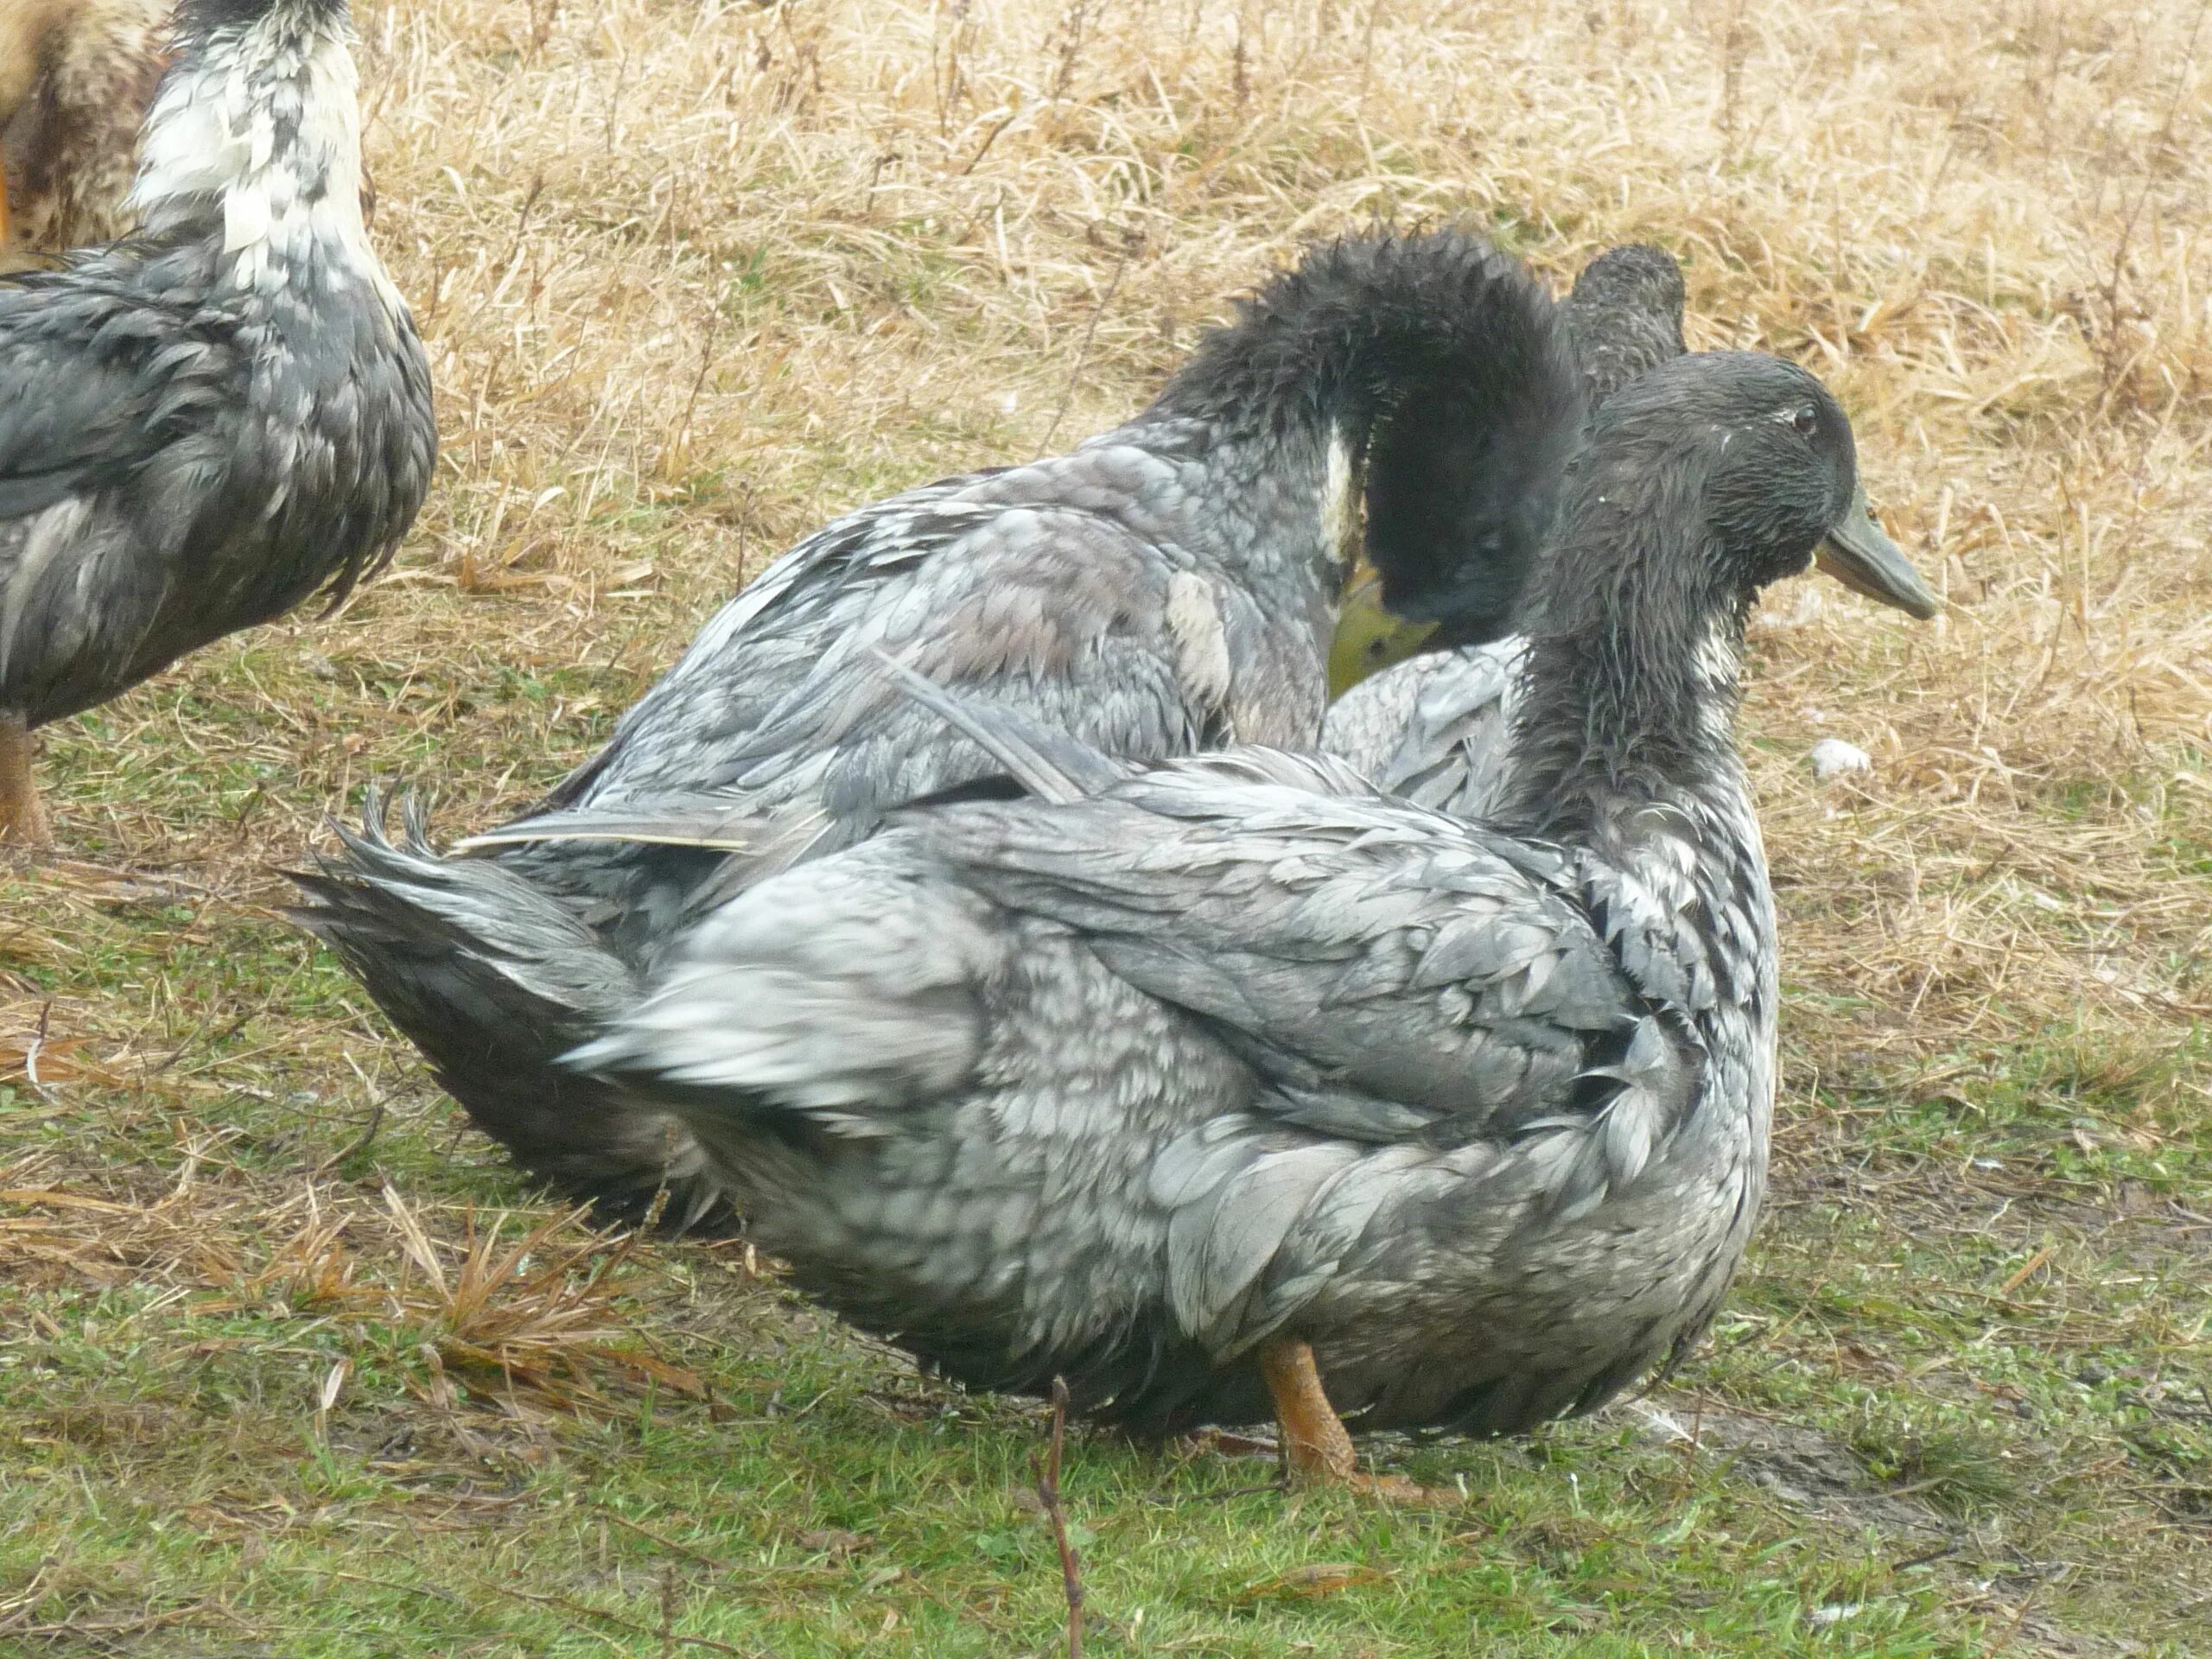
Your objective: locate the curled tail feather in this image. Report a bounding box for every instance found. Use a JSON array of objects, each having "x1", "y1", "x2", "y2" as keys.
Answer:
[{"x1": 288, "y1": 791, "x2": 737, "y2": 1233}]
